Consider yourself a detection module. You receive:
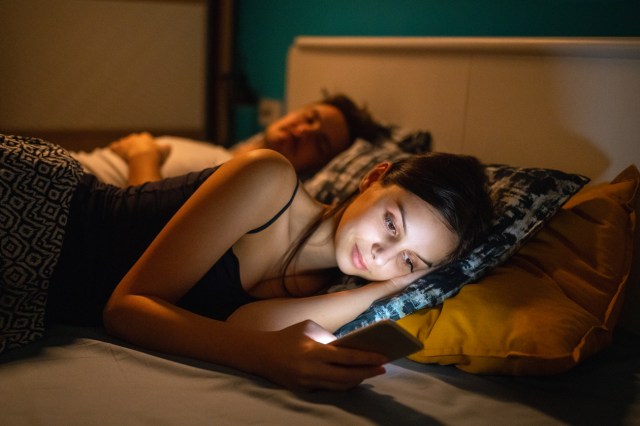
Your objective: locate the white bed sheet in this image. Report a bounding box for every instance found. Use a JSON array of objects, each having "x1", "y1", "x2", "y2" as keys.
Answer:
[{"x1": 2, "y1": 325, "x2": 639, "y2": 425}]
